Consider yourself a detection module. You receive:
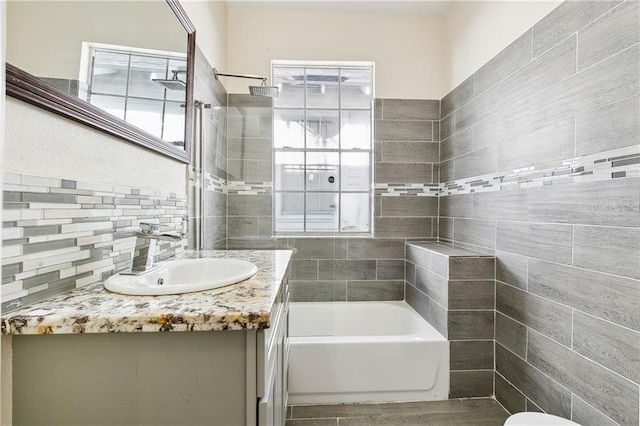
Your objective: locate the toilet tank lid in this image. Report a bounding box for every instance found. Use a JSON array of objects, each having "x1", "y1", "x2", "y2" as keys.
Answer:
[{"x1": 504, "y1": 412, "x2": 582, "y2": 426}]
